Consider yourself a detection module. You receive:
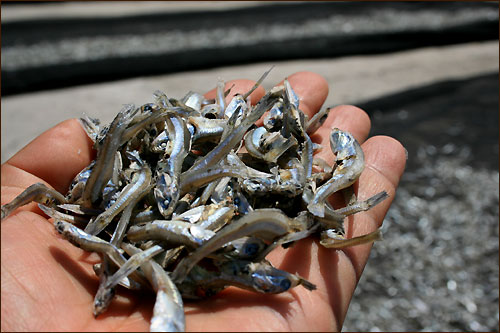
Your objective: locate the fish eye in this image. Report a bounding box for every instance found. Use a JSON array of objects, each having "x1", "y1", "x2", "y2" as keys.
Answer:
[
  {"x1": 161, "y1": 198, "x2": 170, "y2": 209},
  {"x1": 157, "y1": 176, "x2": 167, "y2": 187},
  {"x1": 55, "y1": 222, "x2": 65, "y2": 233},
  {"x1": 279, "y1": 278, "x2": 291, "y2": 291},
  {"x1": 244, "y1": 243, "x2": 259, "y2": 256}
]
